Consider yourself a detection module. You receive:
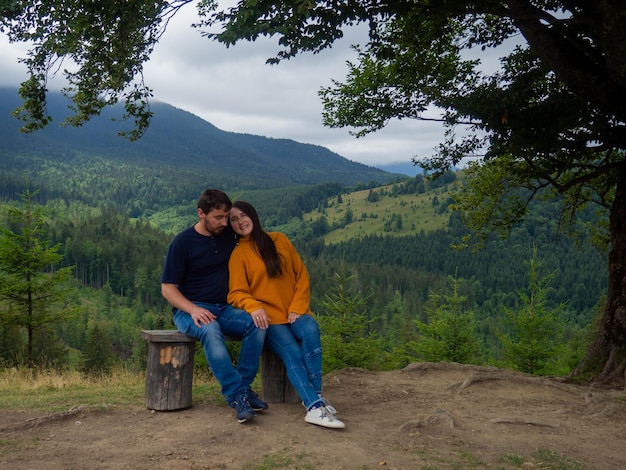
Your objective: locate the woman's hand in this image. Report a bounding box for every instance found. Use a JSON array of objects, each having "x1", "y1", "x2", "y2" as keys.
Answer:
[
  {"x1": 251, "y1": 308, "x2": 269, "y2": 329},
  {"x1": 288, "y1": 312, "x2": 302, "y2": 324}
]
